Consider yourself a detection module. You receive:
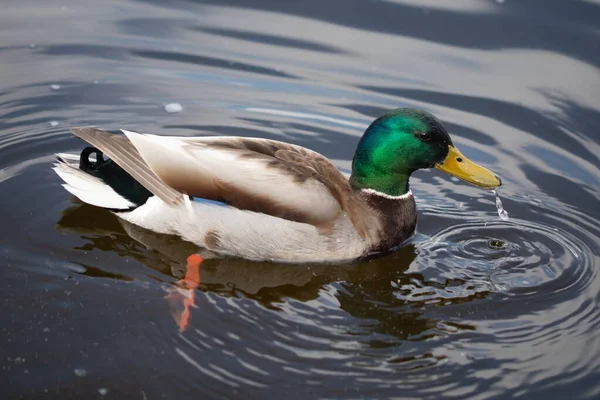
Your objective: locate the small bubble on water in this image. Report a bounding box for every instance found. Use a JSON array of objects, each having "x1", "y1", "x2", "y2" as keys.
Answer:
[
  {"x1": 491, "y1": 189, "x2": 509, "y2": 221},
  {"x1": 50, "y1": 121, "x2": 59, "y2": 127},
  {"x1": 50, "y1": 84, "x2": 61, "y2": 90},
  {"x1": 98, "y1": 388, "x2": 108, "y2": 396},
  {"x1": 74, "y1": 368, "x2": 87, "y2": 377},
  {"x1": 164, "y1": 102, "x2": 183, "y2": 113}
]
